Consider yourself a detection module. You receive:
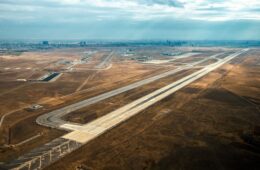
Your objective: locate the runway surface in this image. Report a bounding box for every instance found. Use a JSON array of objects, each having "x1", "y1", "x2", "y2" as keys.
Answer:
[
  {"x1": 3, "y1": 49, "x2": 248, "y2": 170},
  {"x1": 36, "y1": 53, "x2": 221, "y2": 129},
  {"x1": 95, "y1": 51, "x2": 114, "y2": 69},
  {"x1": 62, "y1": 49, "x2": 248, "y2": 143}
]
